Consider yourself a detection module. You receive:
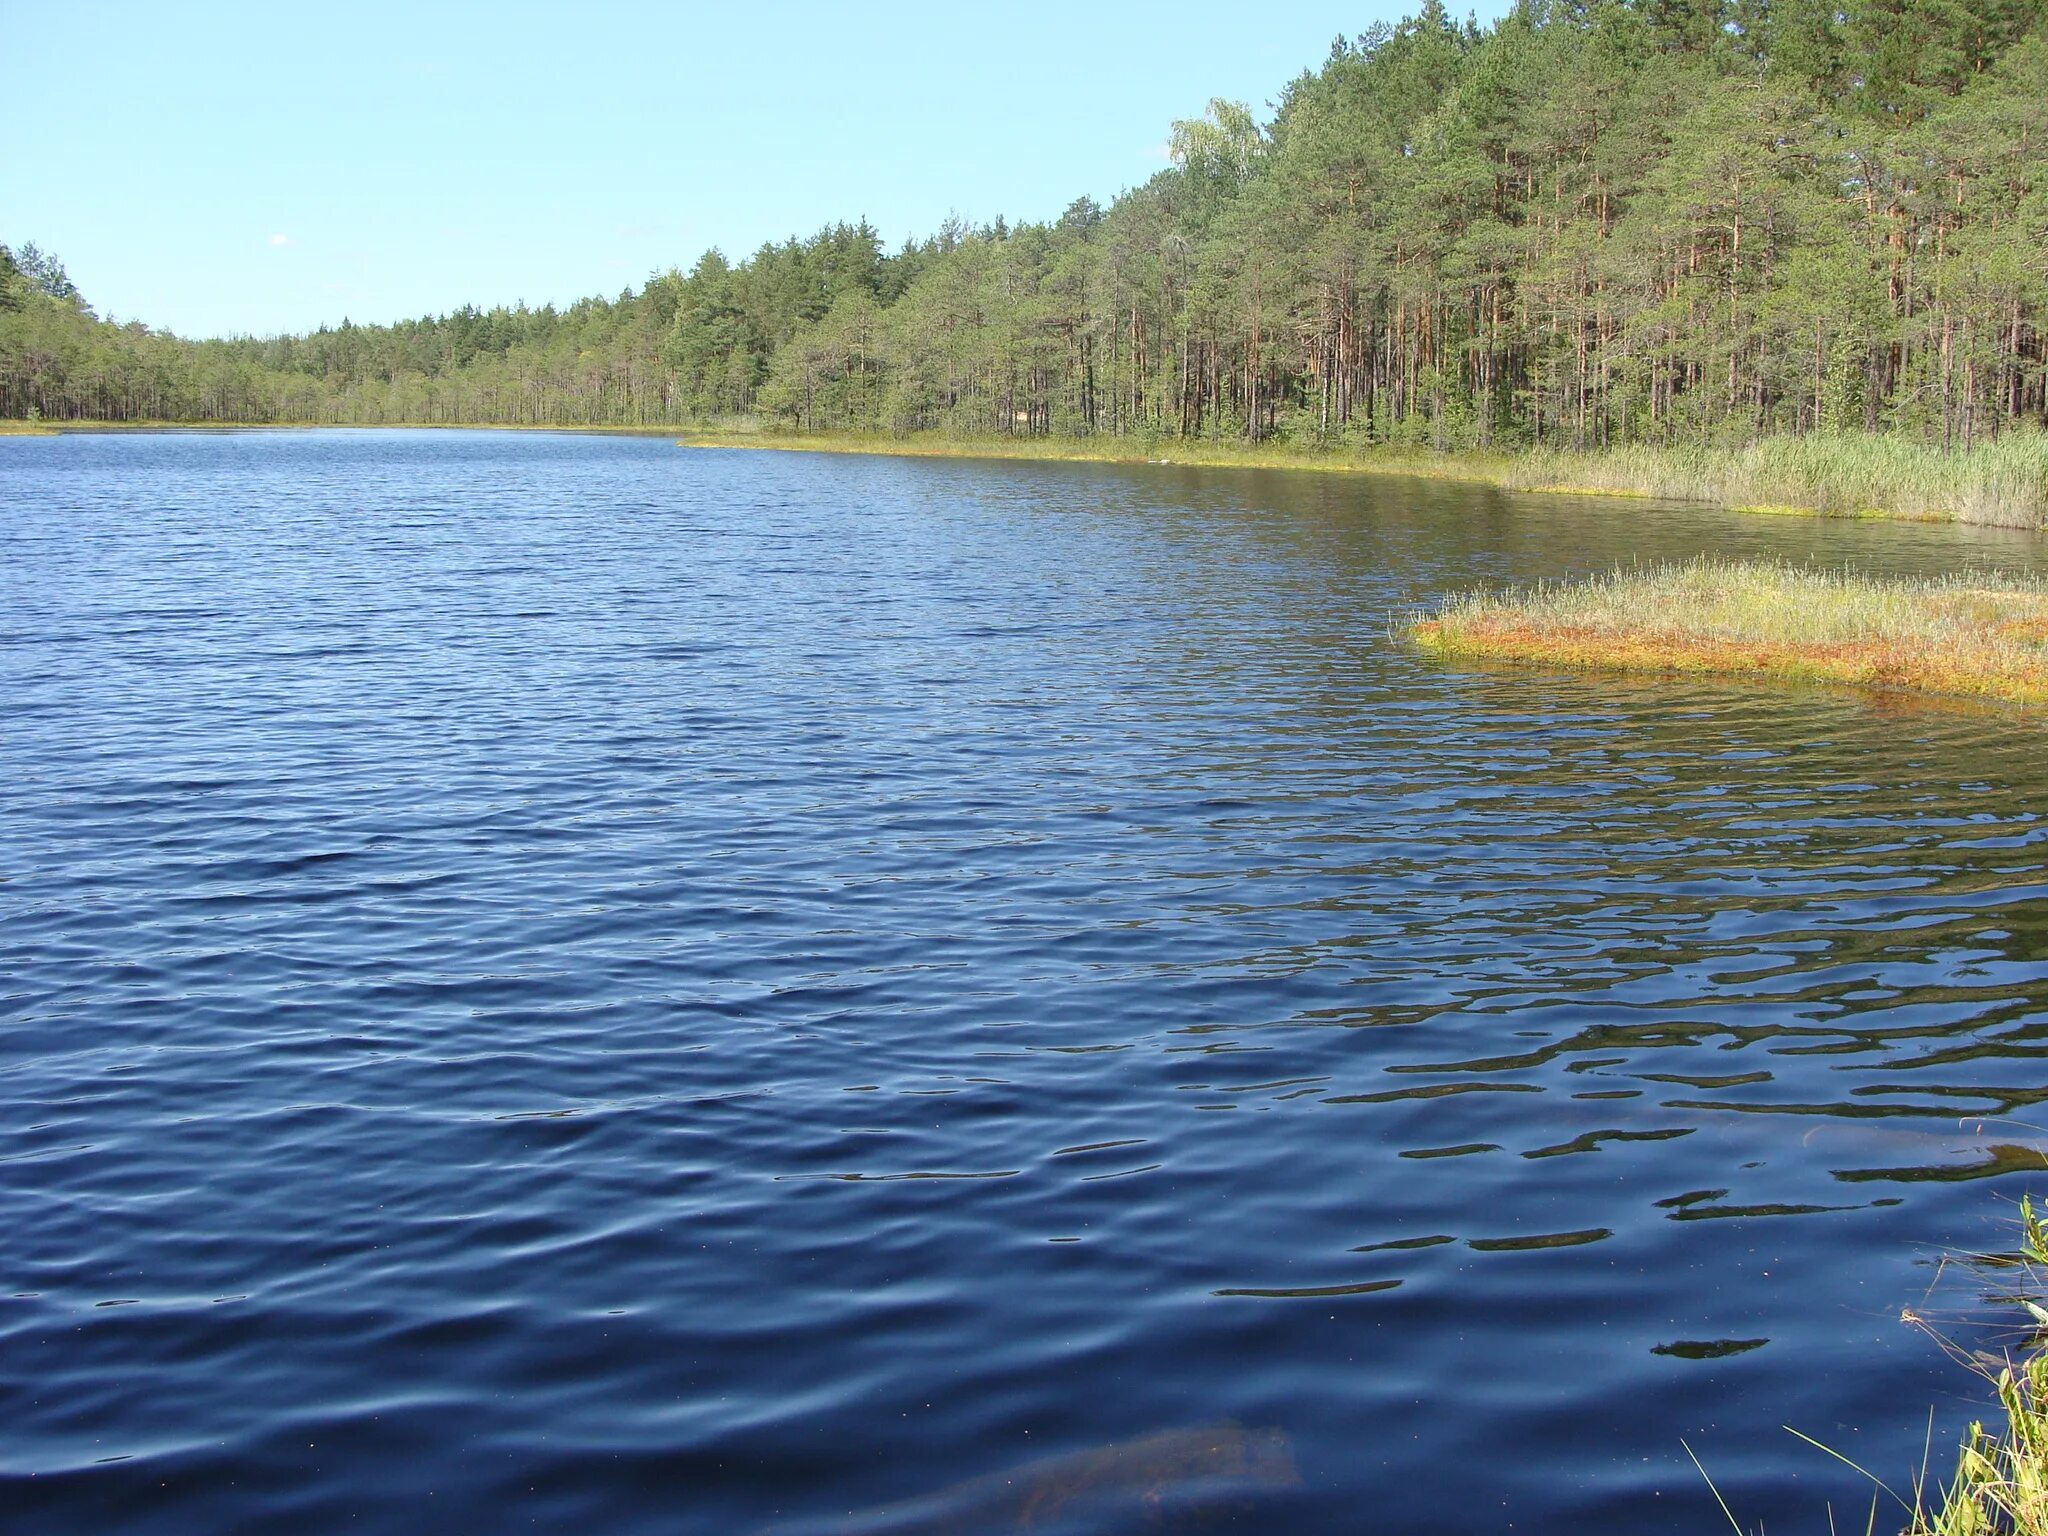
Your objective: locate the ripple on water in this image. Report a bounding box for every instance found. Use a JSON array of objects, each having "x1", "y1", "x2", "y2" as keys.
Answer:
[{"x1": 3, "y1": 430, "x2": 2048, "y2": 1533}]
